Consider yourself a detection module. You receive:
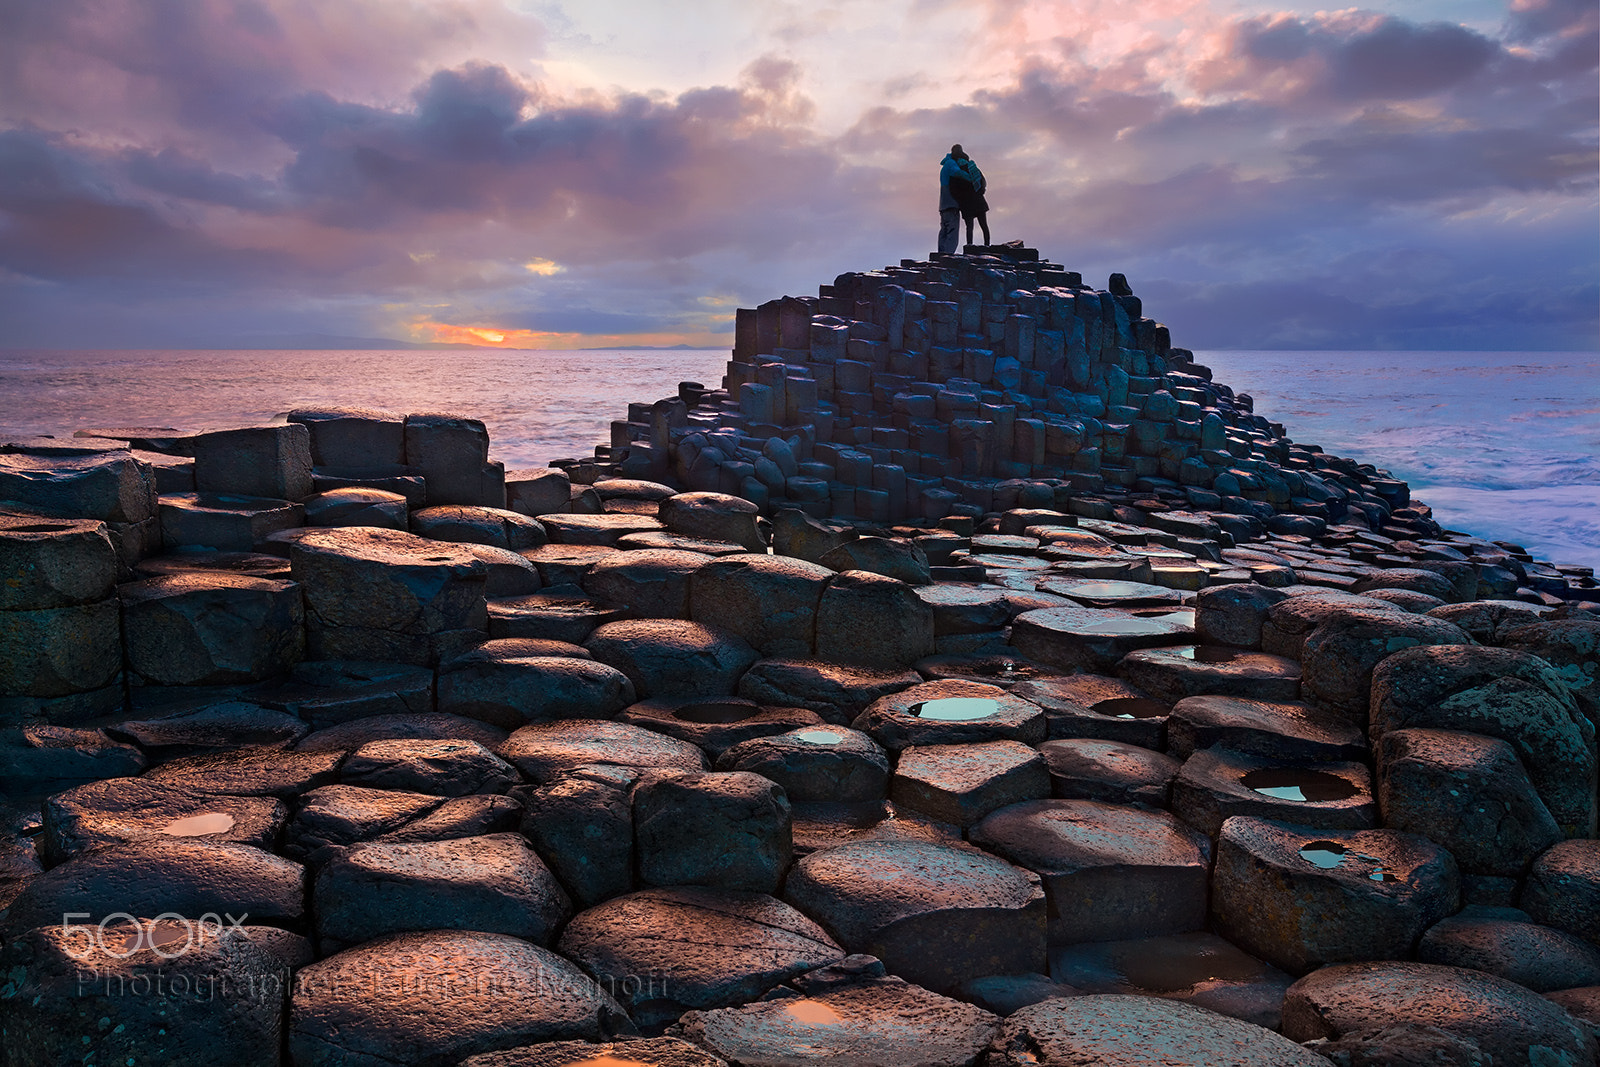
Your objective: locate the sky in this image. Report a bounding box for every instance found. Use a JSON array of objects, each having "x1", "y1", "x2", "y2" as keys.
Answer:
[{"x1": 0, "y1": 0, "x2": 1594, "y2": 350}]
